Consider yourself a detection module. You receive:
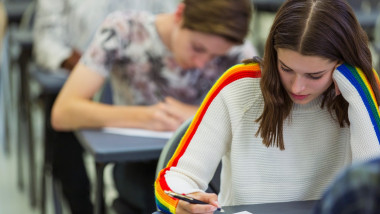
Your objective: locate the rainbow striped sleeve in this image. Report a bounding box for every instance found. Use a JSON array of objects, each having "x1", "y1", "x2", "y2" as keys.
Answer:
[
  {"x1": 154, "y1": 63, "x2": 261, "y2": 213},
  {"x1": 336, "y1": 63, "x2": 380, "y2": 144}
]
